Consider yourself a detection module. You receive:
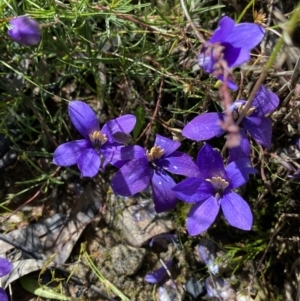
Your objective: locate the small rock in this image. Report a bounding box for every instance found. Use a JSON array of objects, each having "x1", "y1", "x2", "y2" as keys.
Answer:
[
  {"x1": 0, "y1": 150, "x2": 17, "y2": 170},
  {"x1": 104, "y1": 193, "x2": 175, "y2": 247},
  {"x1": 186, "y1": 277, "x2": 205, "y2": 298},
  {"x1": 110, "y1": 244, "x2": 146, "y2": 276}
]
